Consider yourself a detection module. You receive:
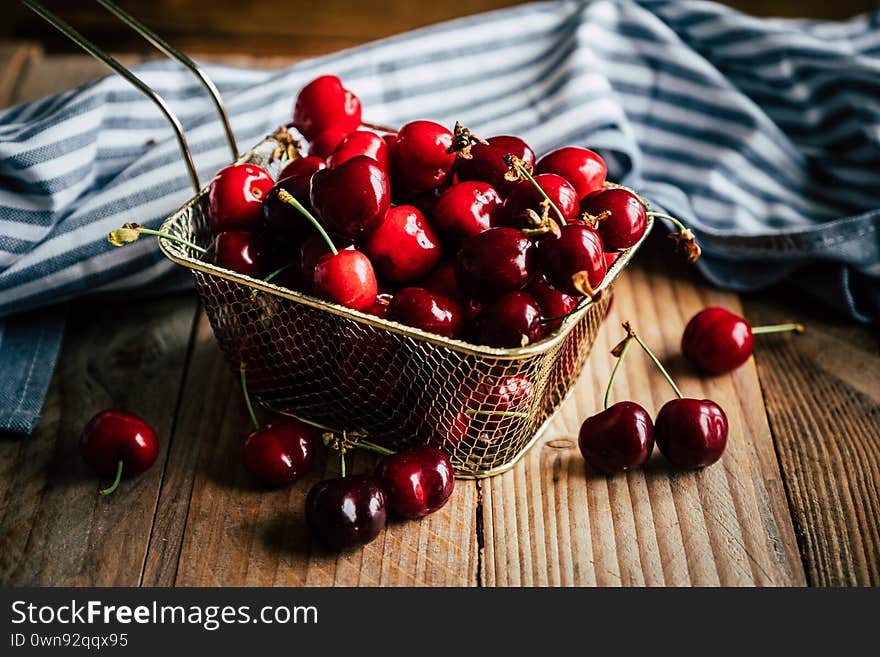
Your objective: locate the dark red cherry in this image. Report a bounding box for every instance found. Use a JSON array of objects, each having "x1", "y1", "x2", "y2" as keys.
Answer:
[
  {"x1": 580, "y1": 188, "x2": 647, "y2": 251},
  {"x1": 535, "y1": 147, "x2": 607, "y2": 199},
  {"x1": 387, "y1": 287, "x2": 464, "y2": 338},
  {"x1": 681, "y1": 307, "x2": 755, "y2": 374},
  {"x1": 292, "y1": 75, "x2": 362, "y2": 141},
  {"x1": 310, "y1": 155, "x2": 390, "y2": 240},
  {"x1": 391, "y1": 120, "x2": 455, "y2": 192},
  {"x1": 242, "y1": 419, "x2": 317, "y2": 487},
  {"x1": 364, "y1": 206, "x2": 442, "y2": 284},
  {"x1": 654, "y1": 398, "x2": 729, "y2": 469},
  {"x1": 428, "y1": 410, "x2": 470, "y2": 450},
  {"x1": 578, "y1": 401, "x2": 654, "y2": 474},
  {"x1": 327, "y1": 130, "x2": 390, "y2": 169},
  {"x1": 455, "y1": 227, "x2": 536, "y2": 302},
  {"x1": 466, "y1": 291, "x2": 544, "y2": 347},
  {"x1": 210, "y1": 230, "x2": 267, "y2": 278},
  {"x1": 527, "y1": 277, "x2": 578, "y2": 330},
  {"x1": 262, "y1": 177, "x2": 316, "y2": 241},
  {"x1": 502, "y1": 173, "x2": 579, "y2": 229},
  {"x1": 305, "y1": 475, "x2": 386, "y2": 550},
  {"x1": 456, "y1": 135, "x2": 535, "y2": 195},
  {"x1": 363, "y1": 287, "x2": 395, "y2": 319},
  {"x1": 432, "y1": 181, "x2": 502, "y2": 241},
  {"x1": 207, "y1": 164, "x2": 274, "y2": 233},
  {"x1": 298, "y1": 233, "x2": 355, "y2": 292},
  {"x1": 309, "y1": 128, "x2": 348, "y2": 159},
  {"x1": 404, "y1": 187, "x2": 444, "y2": 219},
  {"x1": 420, "y1": 261, "x2": 465, "y2": 303},
  {"x1": 80, "y1": 410, "x2": 159, "y2": 493},
  {"x1": 279, "y1": 155, "x2": 326, "y2": 181},
  {"x1": 313, "y1": 249, "x2": 378, "y2": 311},
  {"x1": 536, "y1": 223, "x2": 607, "y2": 297},
  {"x1": 464, "y1": 373, "x2": 535, "y2": 442},
  {"x1": 375, "y1": 446, "x2": 455, "y2": 518}
]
